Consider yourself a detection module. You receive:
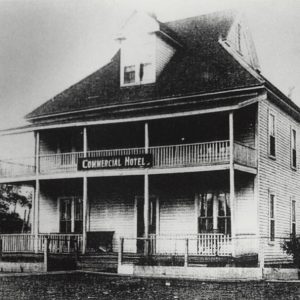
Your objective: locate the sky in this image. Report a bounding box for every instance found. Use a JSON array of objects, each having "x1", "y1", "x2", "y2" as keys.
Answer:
[{"x1": 0, "y1": 0, "x2": 300, "y2": 156}]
